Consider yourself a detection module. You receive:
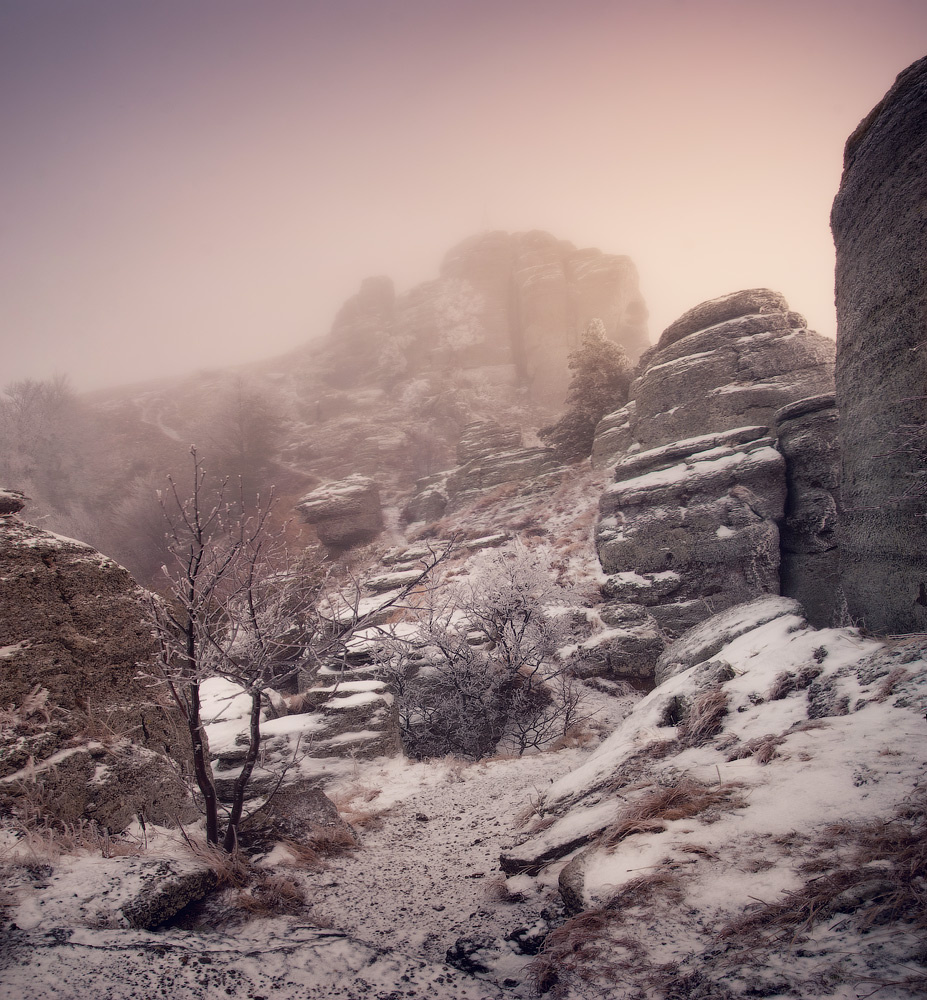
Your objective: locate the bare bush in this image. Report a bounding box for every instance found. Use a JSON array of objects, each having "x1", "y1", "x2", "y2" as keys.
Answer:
[{"x1": 380, "y1": 542, "x2": 586, "y2": 760}]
